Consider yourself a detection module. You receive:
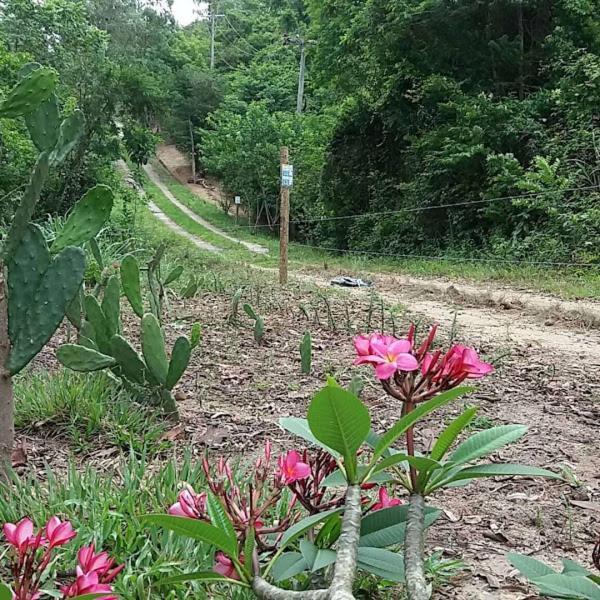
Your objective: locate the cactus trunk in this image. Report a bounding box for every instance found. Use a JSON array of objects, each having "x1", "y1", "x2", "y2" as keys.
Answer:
[{"x1": 0, "y1": 265, "x2": 14, "y2": 478}]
